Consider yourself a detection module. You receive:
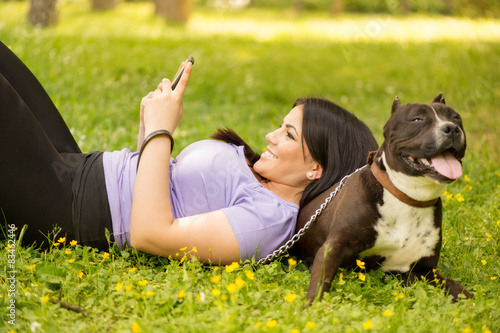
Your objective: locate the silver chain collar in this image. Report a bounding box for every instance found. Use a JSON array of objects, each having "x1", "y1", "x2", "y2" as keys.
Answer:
[{"x1": 254, "y1": 165, "x2": 367, "y2": 266}]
